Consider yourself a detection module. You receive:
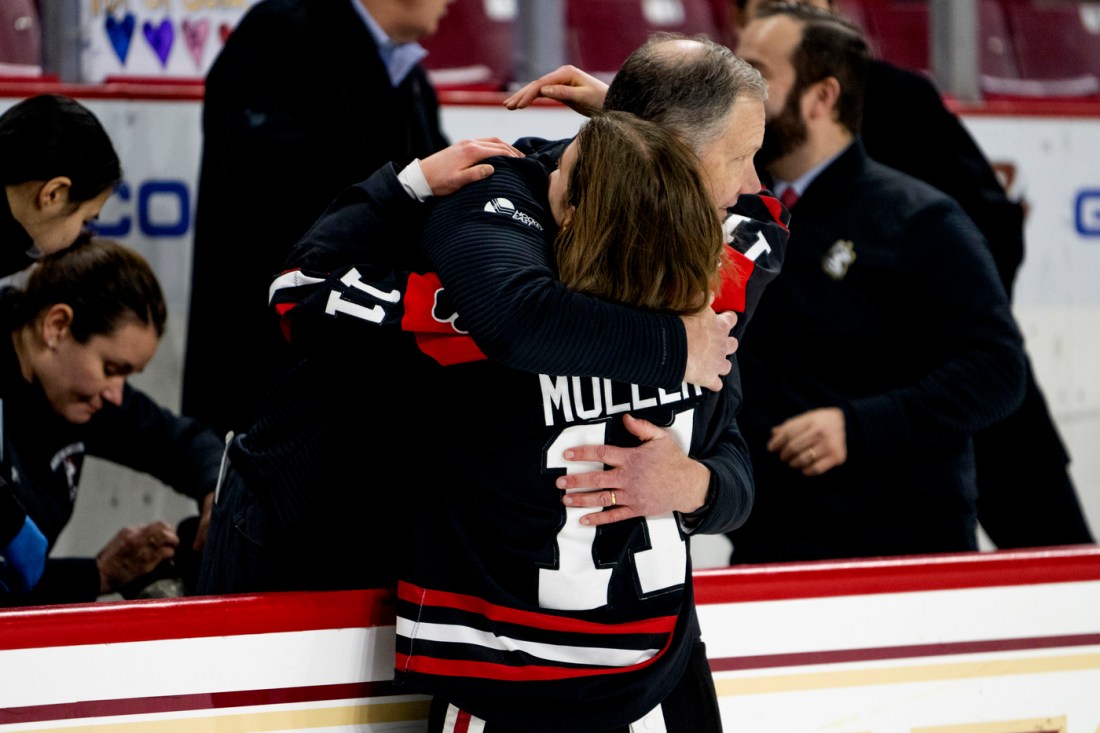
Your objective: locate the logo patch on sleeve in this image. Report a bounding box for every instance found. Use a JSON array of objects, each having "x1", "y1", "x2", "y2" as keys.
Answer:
[{"x1": 484, "y1": 197, "x2": 544, "y2": 231}]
